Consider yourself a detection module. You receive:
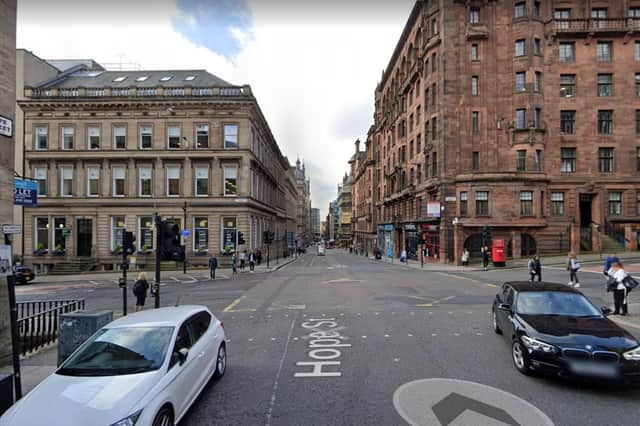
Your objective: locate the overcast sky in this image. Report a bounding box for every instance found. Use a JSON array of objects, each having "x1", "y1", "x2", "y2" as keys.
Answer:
[{"x1": 17, "y1": 0, "x2": 415, "y2": 218}]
